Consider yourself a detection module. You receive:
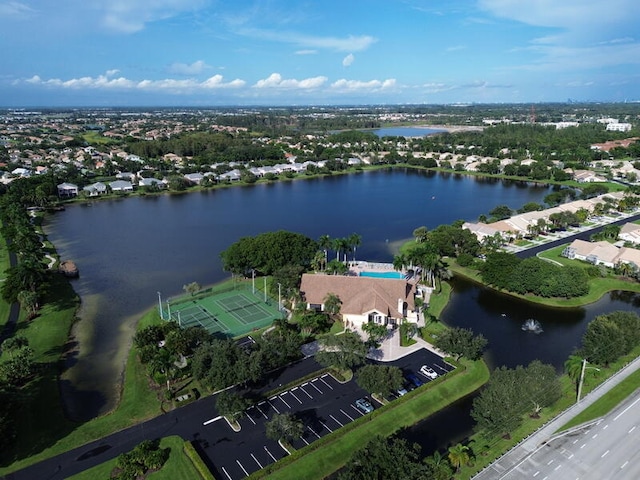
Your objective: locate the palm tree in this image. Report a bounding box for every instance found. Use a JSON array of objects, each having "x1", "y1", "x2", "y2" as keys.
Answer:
[
  {"x1": 312, "y1": 250, "x2": 326, "y2": 272},
  {"x1": 413, "y1": 226, "x2": 429, "y2": 243},
  {"x1": 392, "y1": 253, "x2": 408, "y2": 272},
  {"x1": 323, "y1": 292, "x2": 342, "y2": 320},
  {"x1": 564, "y1": 354, "x2": 583, "y2": 387},
  {"x1": 448, "y1": 443, "x2": 470, "y2": 473},
  {"x1": 318, "y1": 234, "x2": 331, "y2": 265},
  {"x1": 347, "y1": 233, "x2": 362, "y2": 263}
]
